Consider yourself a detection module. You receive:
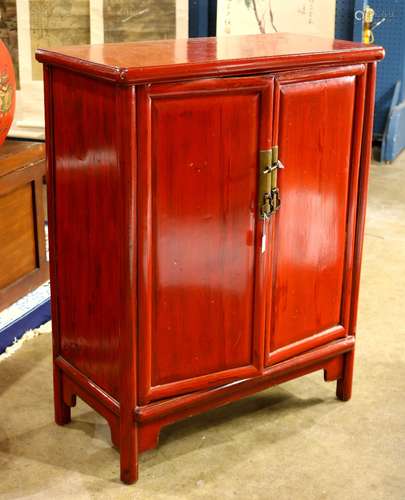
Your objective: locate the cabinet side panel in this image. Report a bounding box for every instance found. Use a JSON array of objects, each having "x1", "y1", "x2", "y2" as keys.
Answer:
[
  {"x1": 51, "y1": 68, "x2": 121, "y2": 399},
  {"x1": 349, "y1": 62, "x2": 377, "y2": 334}
]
